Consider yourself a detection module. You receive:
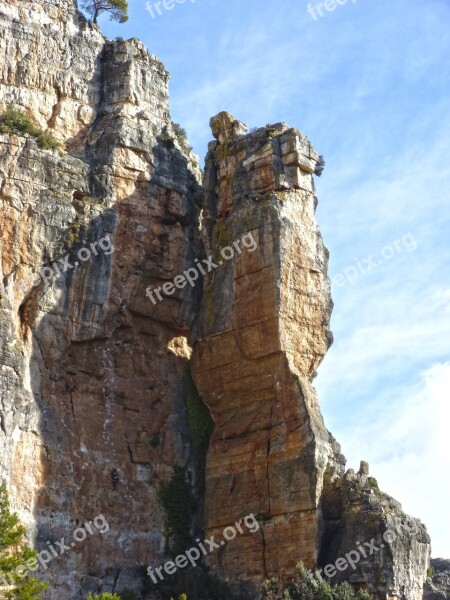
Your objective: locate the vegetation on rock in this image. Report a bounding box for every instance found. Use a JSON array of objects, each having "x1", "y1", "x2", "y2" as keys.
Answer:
[
  {"x1": 262, "y1": 562, "x2": 372, "y2": 600},
  {"x1": 0, "y1": 106, "x2": 59, "y2": 150},
  {"x1": 158, "y1": 466, "x2": 196, "y2": 557},
  {"x1": 81, "y1": 0, "x2": 129, "y2": 24},
  {"x1": 314, "y1": 155, "x2": 326, "y2": 177},
  {"x1": 171, "y1": 123, "x2": 194, "y2": 155},
  {"x1": 184, "y1": 370, "x2": 214, "y2": 493},
  {"x1": 0, "y1": 480, "x2": 48, "y2": 599}
]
